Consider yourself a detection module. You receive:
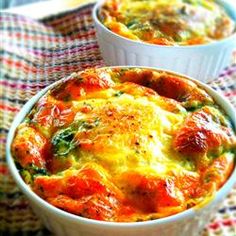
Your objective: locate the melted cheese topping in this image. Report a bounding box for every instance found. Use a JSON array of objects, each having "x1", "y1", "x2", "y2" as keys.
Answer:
[
  {"x1": 72, "y1": 92, "x2": 186, "y2": 175},
  {"x1": 12, "y1": 68, "x2": 236, "y2": 222},
  {"x1": 99, "y1": 0, "x2": 235, "y2": 45}
]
